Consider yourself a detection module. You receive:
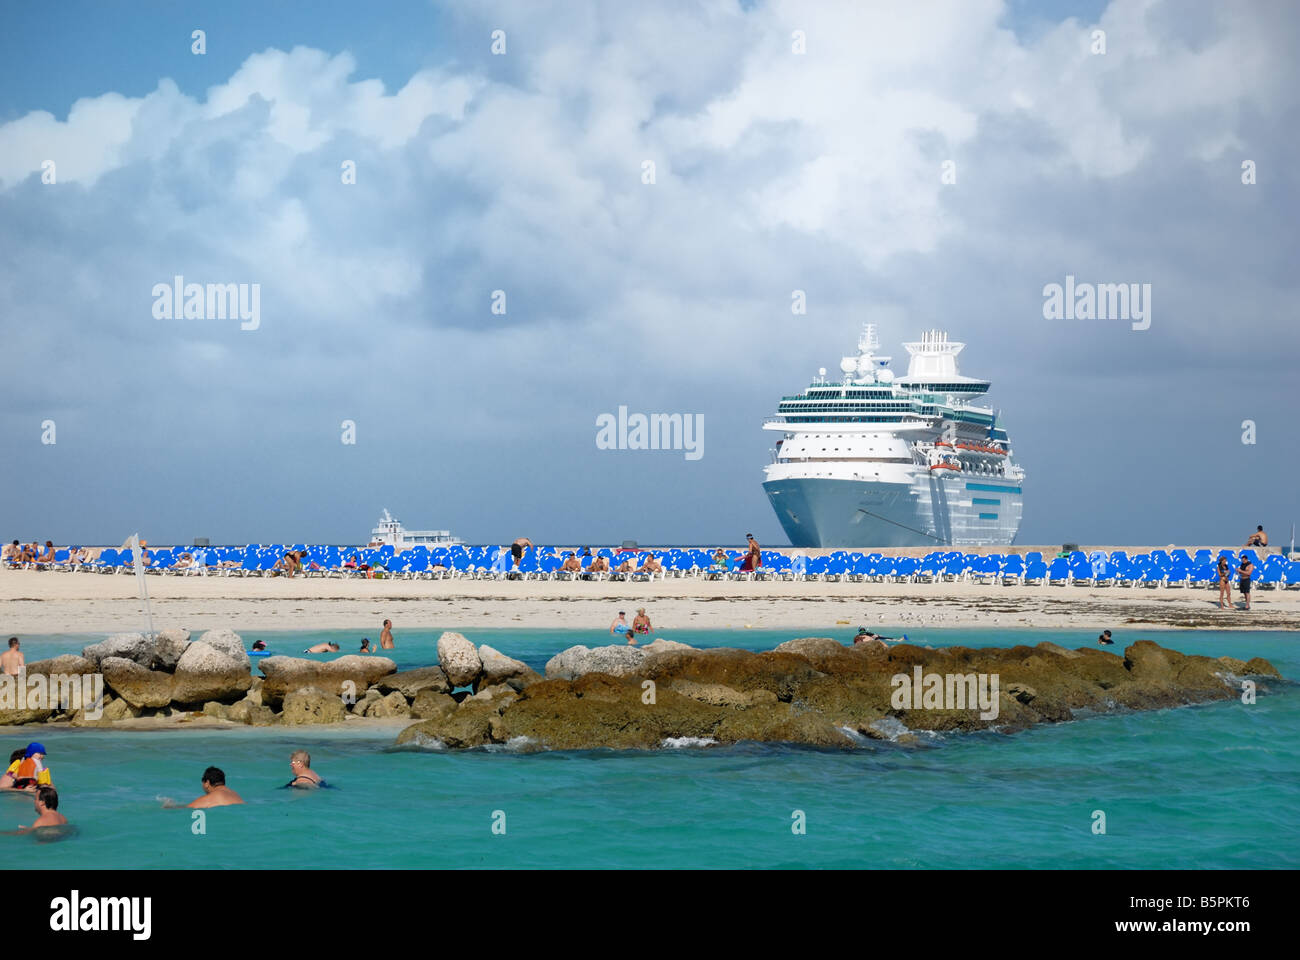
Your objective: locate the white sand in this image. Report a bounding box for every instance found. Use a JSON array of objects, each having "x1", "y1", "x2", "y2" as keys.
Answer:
[{"x1": 3, "y1": 569, "x2": 1297, "y2": 634}]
